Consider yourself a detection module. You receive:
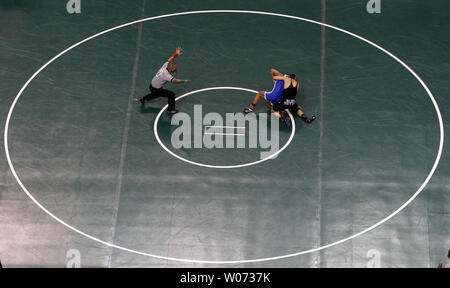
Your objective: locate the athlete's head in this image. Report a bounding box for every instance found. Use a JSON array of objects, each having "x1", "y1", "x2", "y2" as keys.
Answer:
[
  {"x1": 288, "y1": 74, "x2": 298, "y2": 81},
  {"x1": 167, "y1": 62, "x2": 177, "y2": 73}
]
